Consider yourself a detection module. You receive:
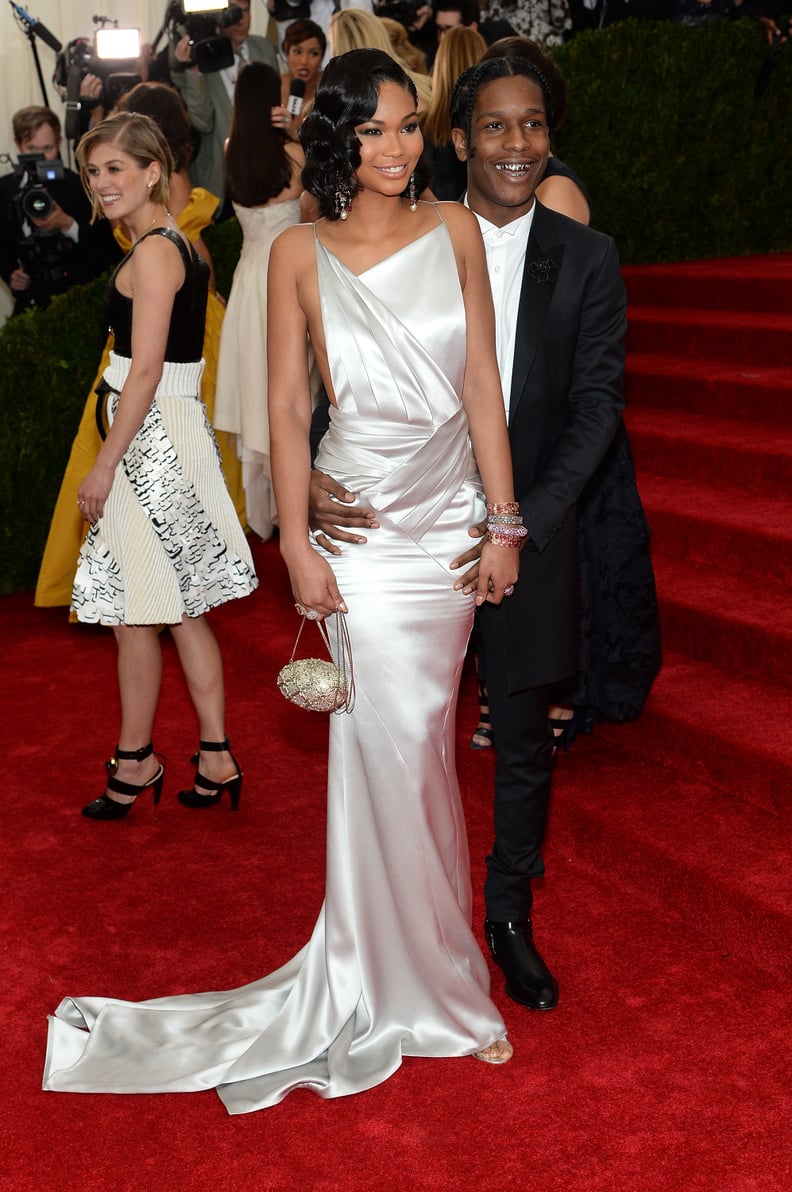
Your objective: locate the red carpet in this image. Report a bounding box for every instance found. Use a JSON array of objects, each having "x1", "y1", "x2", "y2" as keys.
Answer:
[{"x1": 2, "y1": 256, "x2": 791, "y2": 1190}]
